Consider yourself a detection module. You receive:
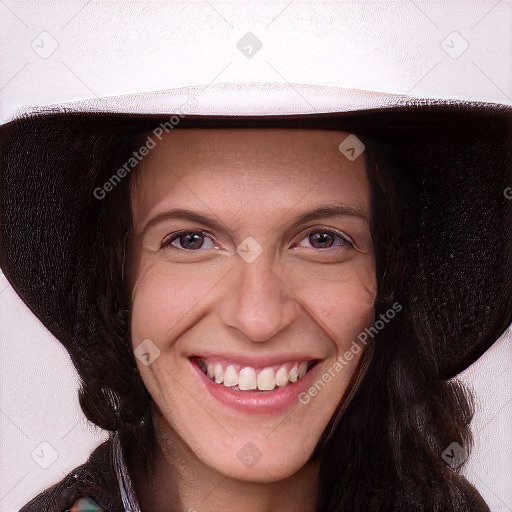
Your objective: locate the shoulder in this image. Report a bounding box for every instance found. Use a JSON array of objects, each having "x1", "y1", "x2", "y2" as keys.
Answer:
[{"x1": 19, "y1": 436, "x2": 124, "y2": 512}]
